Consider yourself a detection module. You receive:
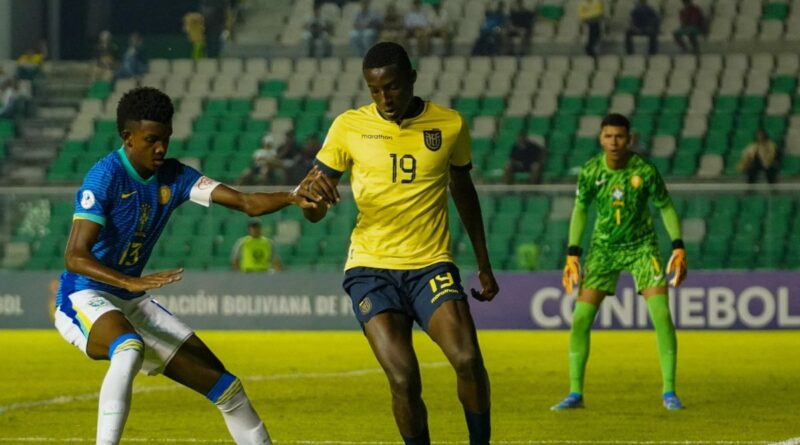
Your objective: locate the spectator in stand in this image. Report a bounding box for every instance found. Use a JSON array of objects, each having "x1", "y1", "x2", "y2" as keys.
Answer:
[
  {"x1": 349, "y1": 0, "x2": 381, "y2": 56},
  {"x1": 578, "y1": 0, "x2": 604, "y2": 57},
  {"x1": 508, "y1": 0, "x2": 536, "y2": 55},
  {"x1": 115, "y1": 33, "x2": 147, "y2": 81},
  {"x1": 303, "y1": 4, "x2": 333, "y2": 57},
  {"x1": 276, "y1": 130, "x2": 302, "y2": 184},
  {"x1": 16, "y1": 41, "x2": 47, "y2": 80},
  {"x1": 292, "y1": 134, "x2": 323, "y2": 182},
  {"x1": 200, "y1": 0, "x2": 226, "y2": 58},
  {"x1": 183, "y1": 12, "x2": 206, "y2": 60},
  {"x1": 231, "y1": 220, "x2": 283, "y2": 272},
  {"x1": 673, "y1": 0, "x2": 706, "y2": 54},
  {"x1": 625, "y1": 0, "x2": 659, "y2": 55},
  {"x1": 381, "y1": 3, "x2": 406, "y2": 43},
  {"x1": 472, "y1": 1, "x2": 509, "y2": 55},
  {"x1": 738, "y1": 129, "x2": 780, "y2": 184},
  {"x1": 92, "y1": 30, "x2": 118, "y2": 82},
  {"x1": 0, "y1": 77, "x2": 20, "y2": 119},
  {"x1": 504, "y1": 130, "x2": 545, "y2": 184},
  {"x1": 237, "y1": 134, "x2": 285, "y2": 185},
  {"x1": 427, "y1": 2, "x2": 453, "y2": 55},
  {"x1": 404, "y1": 0, "x2": 431, "y2": 56}
]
